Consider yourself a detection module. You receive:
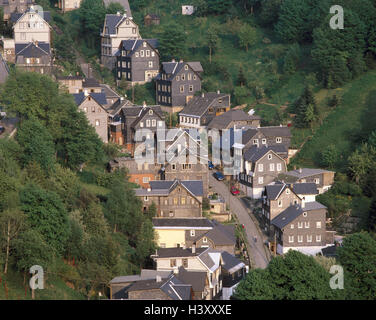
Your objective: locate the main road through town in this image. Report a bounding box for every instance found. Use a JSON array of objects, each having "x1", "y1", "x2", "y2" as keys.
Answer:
[{"x1": 209, "y1": 174, "x2": 271, "y2": 269}]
